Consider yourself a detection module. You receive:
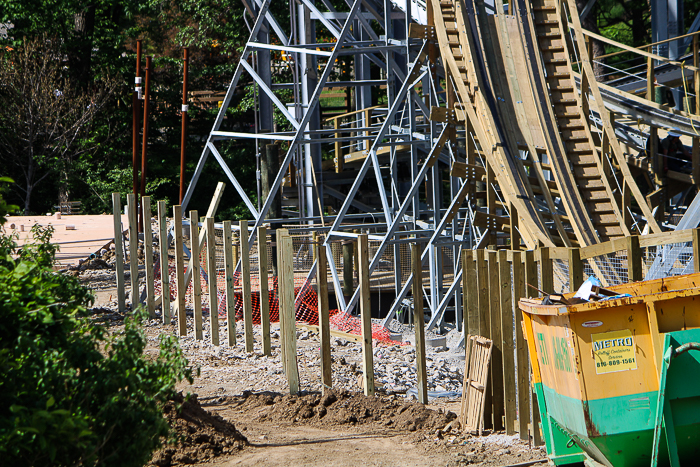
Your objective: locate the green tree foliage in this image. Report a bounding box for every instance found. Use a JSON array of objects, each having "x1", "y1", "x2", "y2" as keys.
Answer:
[{"x1": 0, "y1": 224, "x2": 195, "y2": 466}]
